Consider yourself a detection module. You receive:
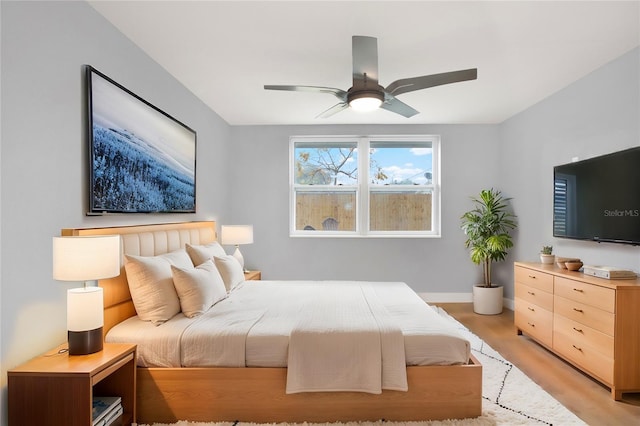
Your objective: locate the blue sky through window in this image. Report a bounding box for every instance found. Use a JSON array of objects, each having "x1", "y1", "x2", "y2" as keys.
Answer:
[
  {"x1": 294, "y1": 142, "x2": 433, "y2": 186},
  {"x1": 370, "y1": 145, "x2": 433, "y2": 185}
]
